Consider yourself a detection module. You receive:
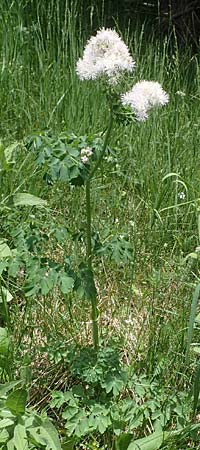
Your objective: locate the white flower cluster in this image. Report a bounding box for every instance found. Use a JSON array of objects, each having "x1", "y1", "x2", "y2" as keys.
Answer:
[
  {"x1": 81, "y1": 147, "x2": 93, "y2": 164},
  {"x1": 121, "y1": 81, "x2": 169, "y2": 121},
  {"x1": 76, "y1": 29, "x2": 169, "y2": 120},
  {"x1": 176, "y1": 90, "x2": 186, "y2": 97},
  {"x1": 178, "y1": 191, "x2": 186, "y2": 200},
  {"x1": 76, "y1": 28, "x2": 135, "y2": 84}
]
